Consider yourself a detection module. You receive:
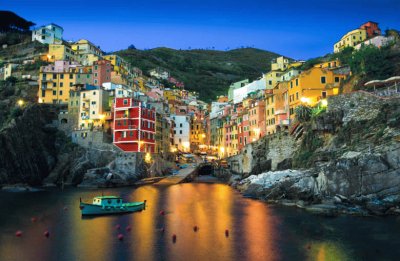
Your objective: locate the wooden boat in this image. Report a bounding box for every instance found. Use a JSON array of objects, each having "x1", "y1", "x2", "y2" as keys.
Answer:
[{"x1": 80, "y1": 196, "x2": 146, "y2": 216}]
